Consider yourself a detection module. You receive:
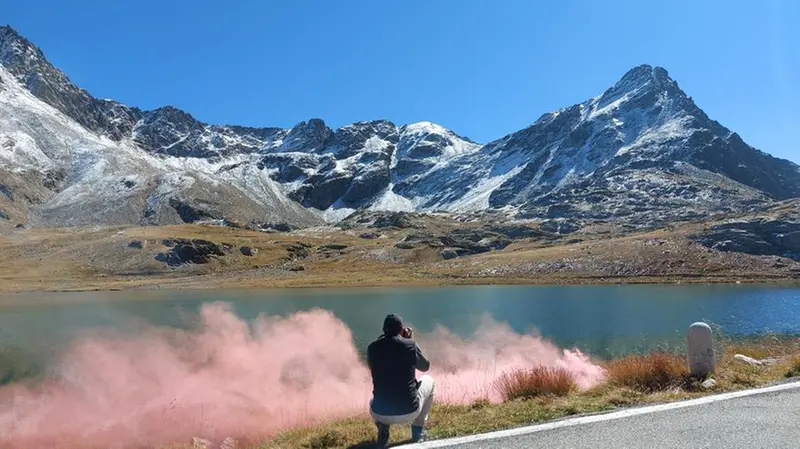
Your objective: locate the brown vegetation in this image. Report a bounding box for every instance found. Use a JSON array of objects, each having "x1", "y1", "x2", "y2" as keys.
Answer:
[
  {"x1": 0, "y1": 213, "x2": 797, "y2": 296},
  {"x1": 494, "y1": 367, "x2": 577, "y2": 400},
  {"x1": 605, "y1": 352, "x2": 690, "y2": 392}
]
